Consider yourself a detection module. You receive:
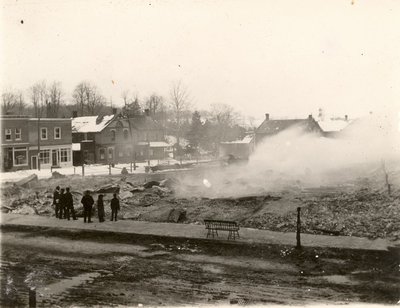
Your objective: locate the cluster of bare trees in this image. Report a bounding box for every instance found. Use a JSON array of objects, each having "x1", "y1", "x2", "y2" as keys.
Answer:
[{"x1": 72, "y1": 82, "x2": 107, "y2": 116}]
